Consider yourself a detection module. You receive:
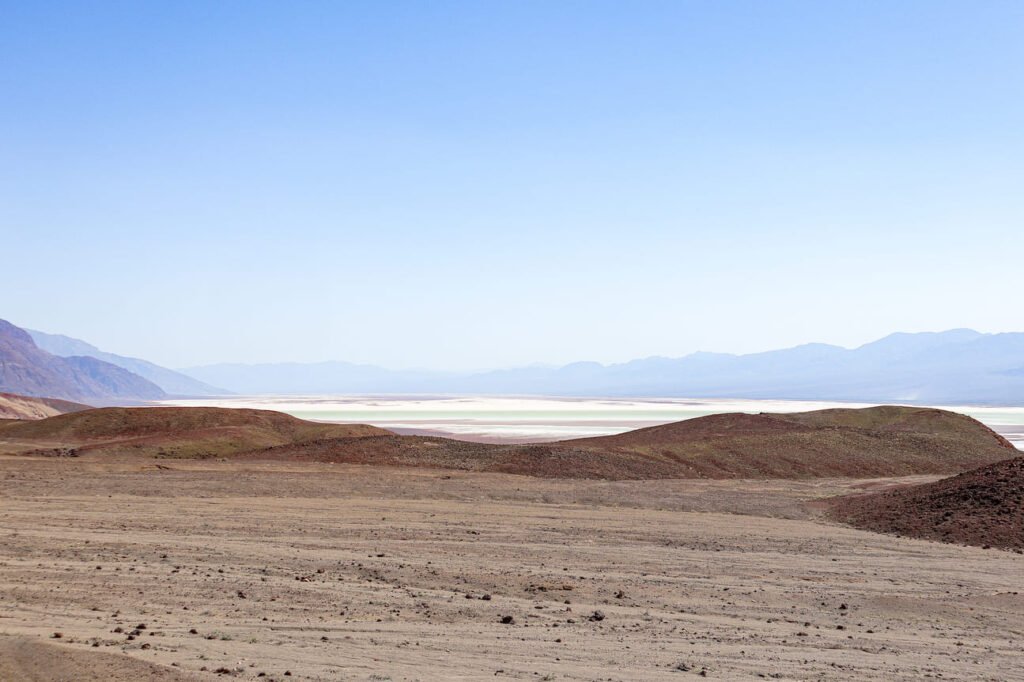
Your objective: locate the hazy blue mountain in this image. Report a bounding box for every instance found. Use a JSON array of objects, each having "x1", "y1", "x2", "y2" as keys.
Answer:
[
  {"x1": 181, "y1": 329, "x2": 1024, "y2": 404},
  {"x1": 1, "y1": 320, "x2": 165, "y2": 402},
  {"x1": 179, "y1": 361, "x2": 447, "y2": 395},
  {"x1": 28, "y1": 329, "x2": 228, "y2": 397}
]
